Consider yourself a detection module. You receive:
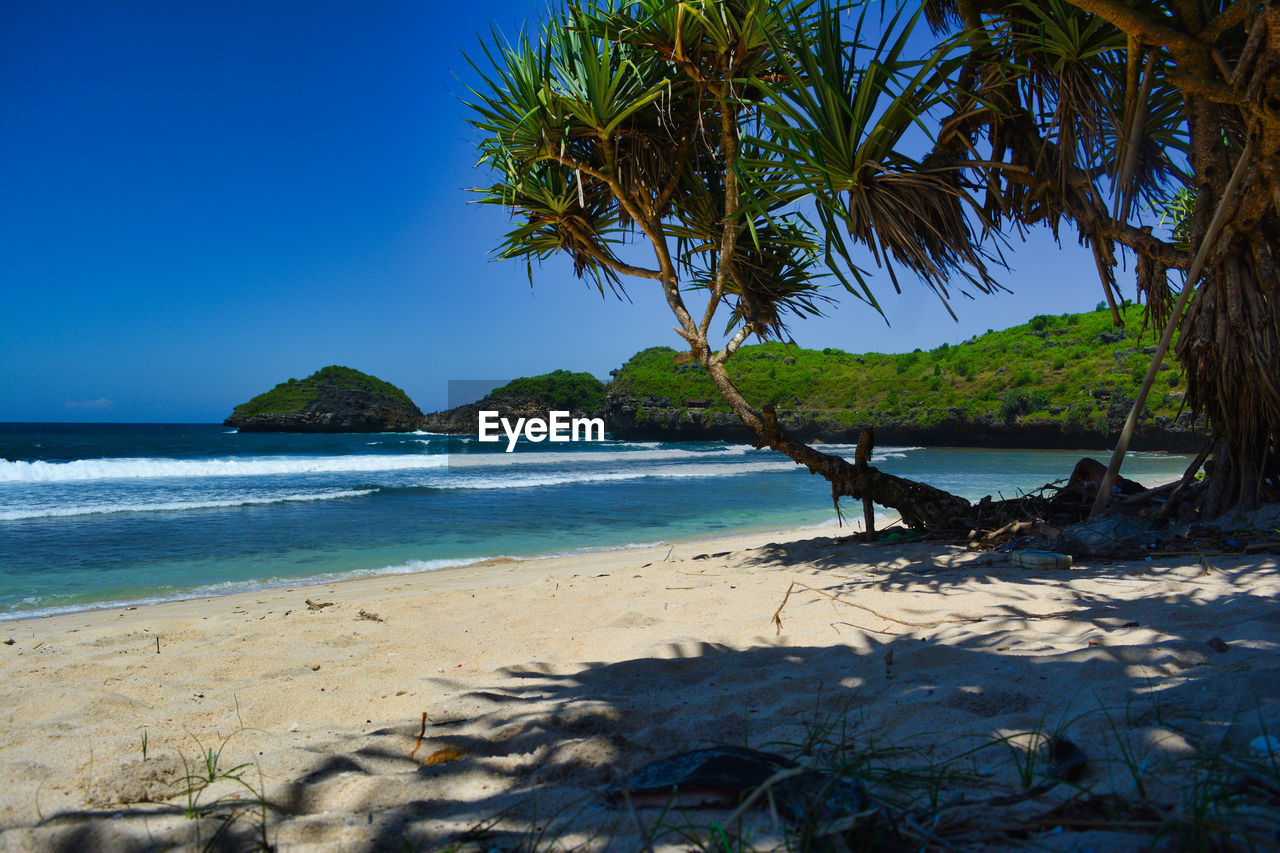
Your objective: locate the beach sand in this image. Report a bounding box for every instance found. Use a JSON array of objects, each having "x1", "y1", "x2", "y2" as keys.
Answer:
[{"x1": 1, "y1": 528, "x2": 1277, "y2": 851}]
